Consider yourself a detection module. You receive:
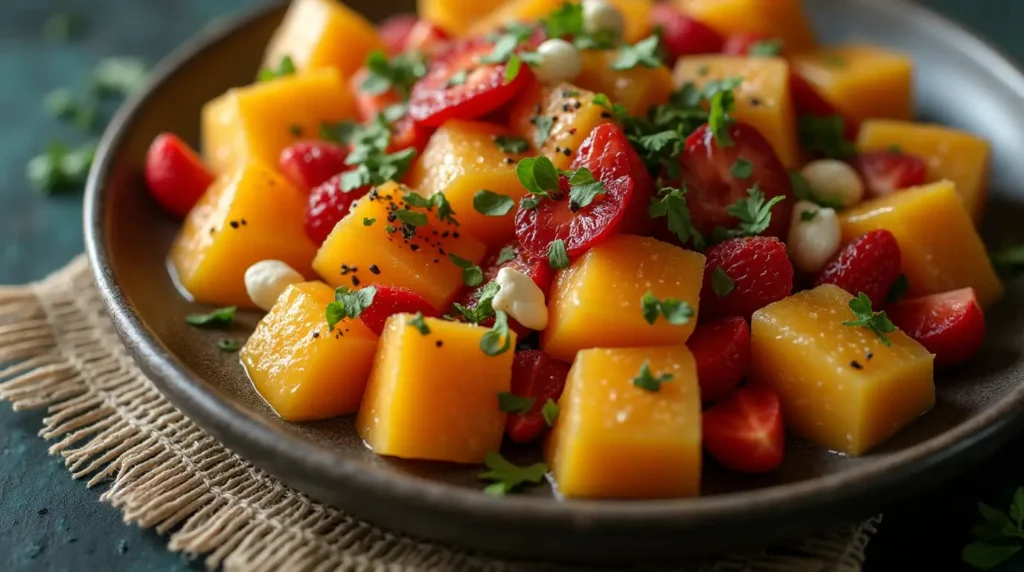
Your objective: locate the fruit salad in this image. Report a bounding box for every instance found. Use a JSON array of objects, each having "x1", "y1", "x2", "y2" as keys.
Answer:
[{"x1": 147, "y1": 0, "x2": 1003, "y2": 499}]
